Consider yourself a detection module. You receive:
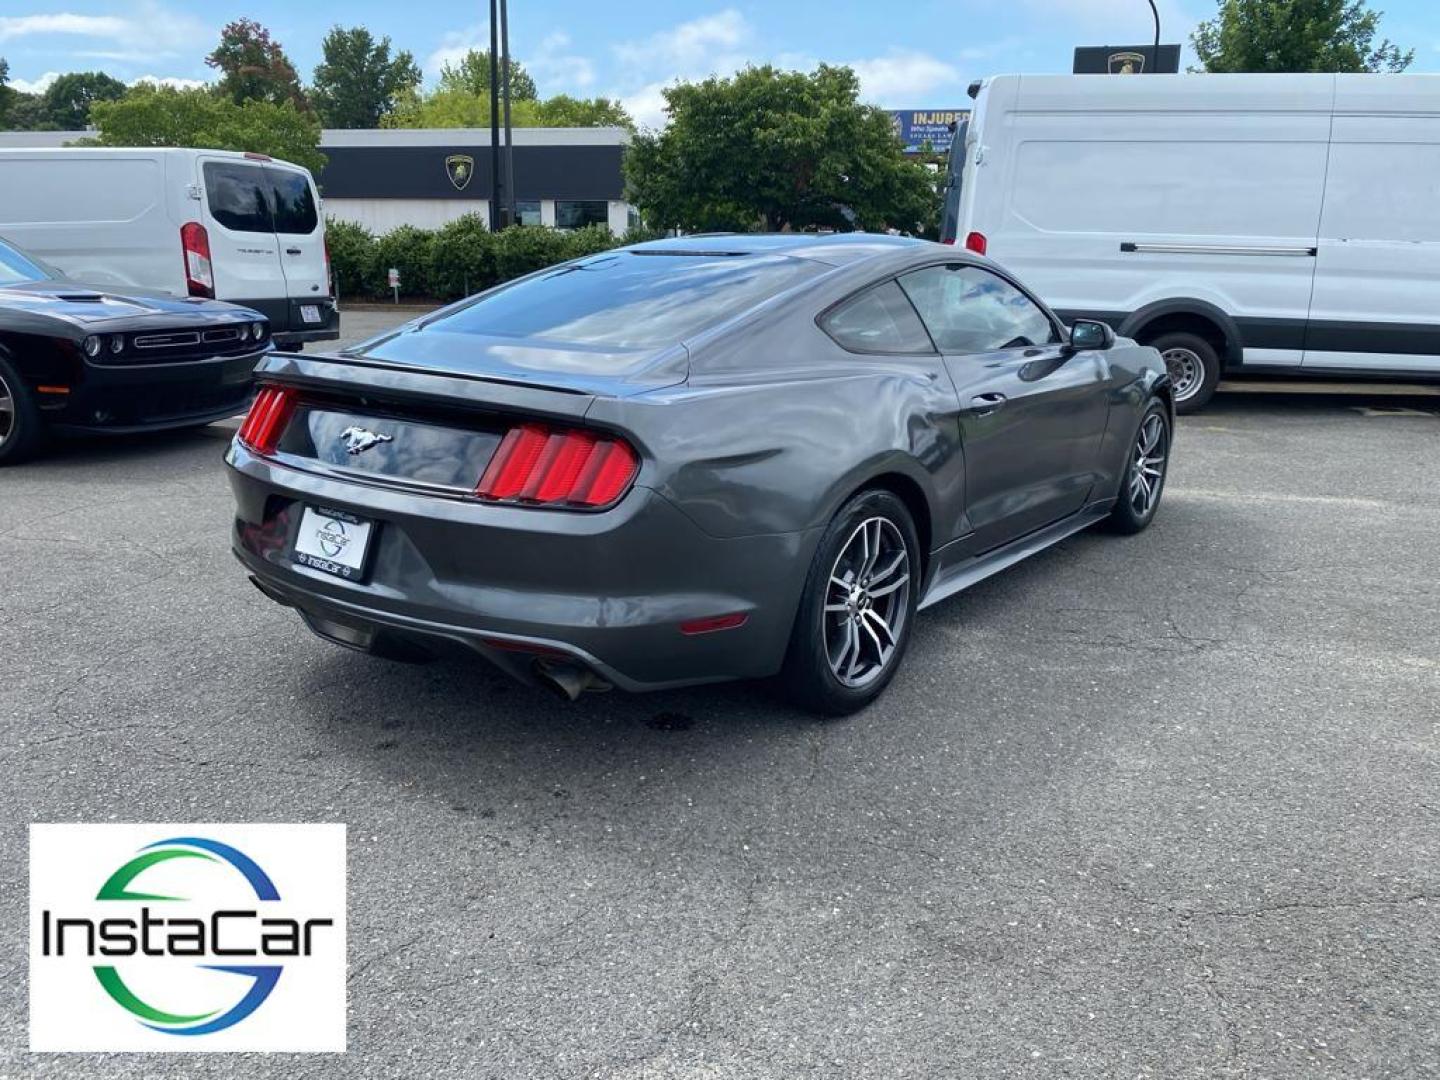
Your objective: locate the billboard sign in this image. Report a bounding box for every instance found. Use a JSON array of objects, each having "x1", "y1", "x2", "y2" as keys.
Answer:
[
  {"x1": 1073, "y1": 44, "x2": 1181, "y2": 74},
  {"x1": 888, "y1": 110, "x2": 969, "y2": 154}
]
